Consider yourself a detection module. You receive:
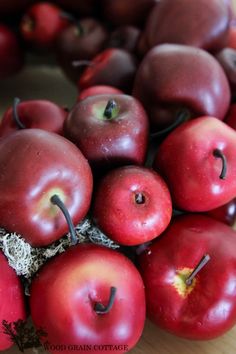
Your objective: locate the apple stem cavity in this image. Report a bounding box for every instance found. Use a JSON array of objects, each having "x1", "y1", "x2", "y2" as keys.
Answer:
[
  {"x1": 151, "y1": 109, "x2": 190, "y2": 138},
  {"x1": 13, "y1": 97, "x2": 26, "y2": 130},
  {"x1": 94, "y1": 286, "x2": 117, "y2": 314},
  {"x1": 135, "y1": 192, "x2": 145, "y2": 205},
  {"x1": 104, "y1": 100, "x2": 118, "y2": 119},
  {"x1": 213, "y1": 149, "x2": 227, "y2": 179},
  {"x1": 50, "y1": 194, "x2": 77, "y2": 245},
  {"x1": 185, "y1": 254, "x2": 211, "y2": 286}
]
